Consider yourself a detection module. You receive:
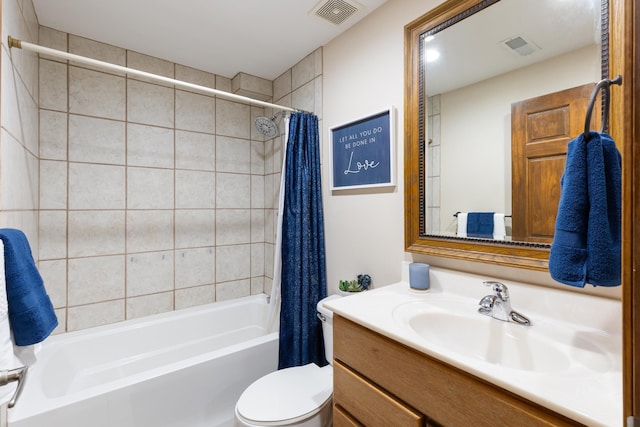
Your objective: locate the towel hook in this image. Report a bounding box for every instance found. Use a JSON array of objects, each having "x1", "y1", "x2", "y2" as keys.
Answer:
[{"x1": 583, "y1": 75, "x2": 622, "y2": 141}]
